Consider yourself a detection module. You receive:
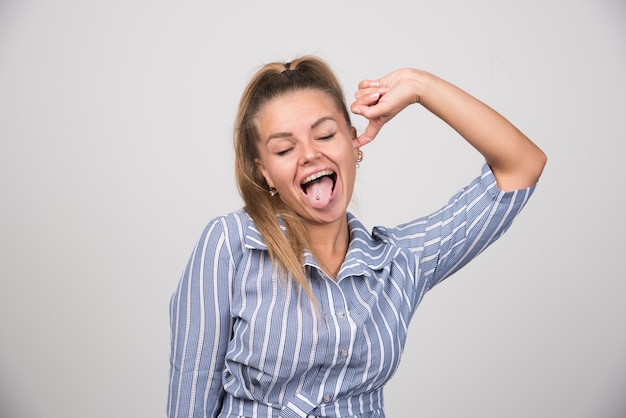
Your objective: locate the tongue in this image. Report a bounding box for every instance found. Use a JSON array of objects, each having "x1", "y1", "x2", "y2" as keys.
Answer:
[{"x1": 305, "y1": 176, "x2": 334, "y2": 208}]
